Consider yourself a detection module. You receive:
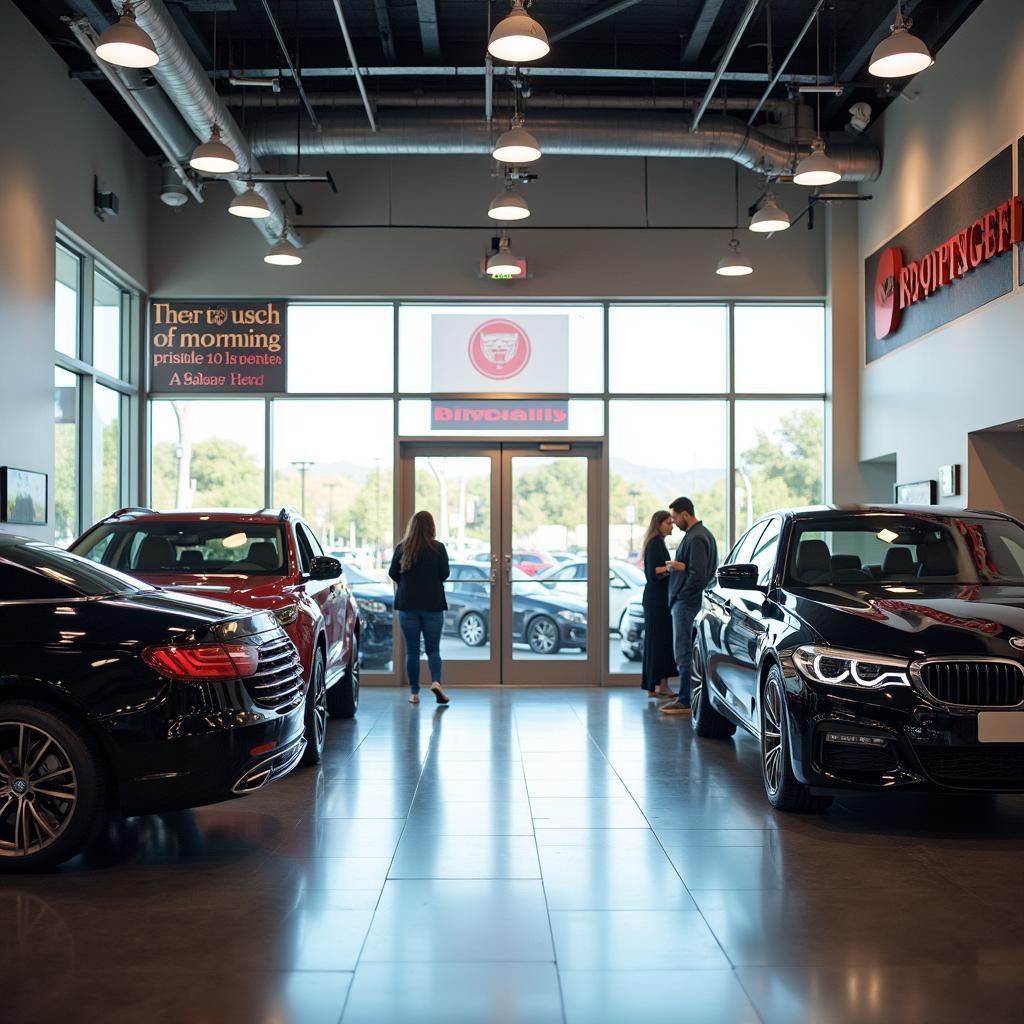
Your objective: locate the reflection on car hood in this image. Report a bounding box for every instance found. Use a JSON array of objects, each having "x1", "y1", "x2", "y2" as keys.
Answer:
[
  {"x1": 132, "y1": 572, "x2": 294, "y2": 607},
  {"x1": 788, "y1": 584, "x2": 1024, "y2": 659}
]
